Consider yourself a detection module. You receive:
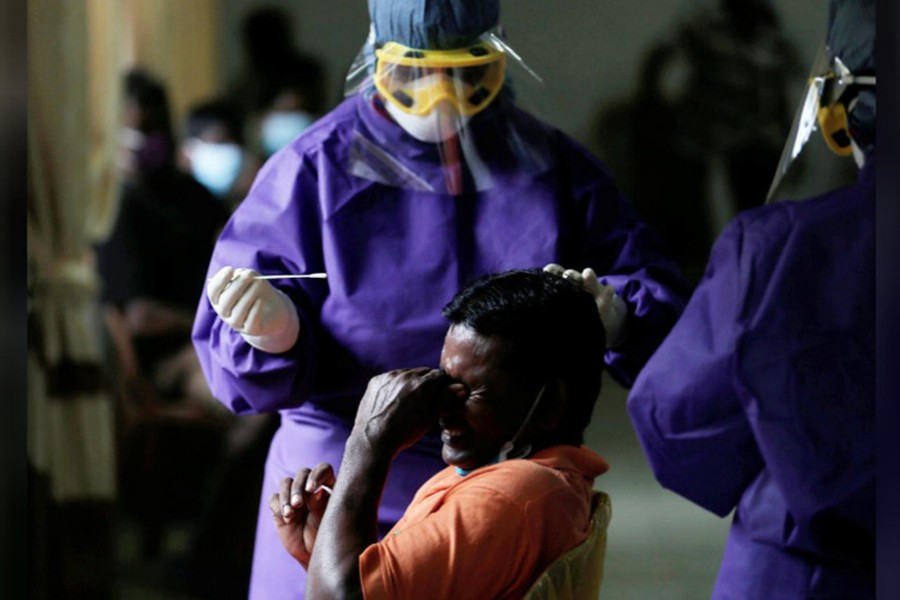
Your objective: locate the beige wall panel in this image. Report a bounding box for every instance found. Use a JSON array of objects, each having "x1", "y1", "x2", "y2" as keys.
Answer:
[{"x1": 125, "y1": 0, "x2": 219, "y2": 130}]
